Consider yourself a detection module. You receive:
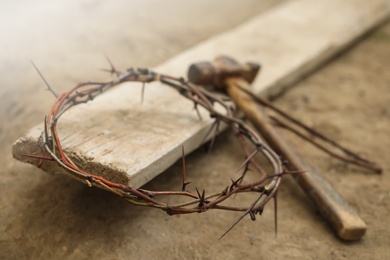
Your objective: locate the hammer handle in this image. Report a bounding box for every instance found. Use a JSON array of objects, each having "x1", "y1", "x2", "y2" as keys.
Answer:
[{"x1": 225, "y1": 77, "x2": 366, "y2": 241}]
